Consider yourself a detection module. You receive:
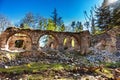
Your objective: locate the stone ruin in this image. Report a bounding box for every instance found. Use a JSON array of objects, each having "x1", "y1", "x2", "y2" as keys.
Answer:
[
  {"x1": 92, "y1": 27, "x2": 120, "y2": 53},
  {"x1": 0, "y1": 27, "x2": 120, "y2": 54},
  {"x1": 0, "y1": 27, "x2": 91, "y2": 54}
]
